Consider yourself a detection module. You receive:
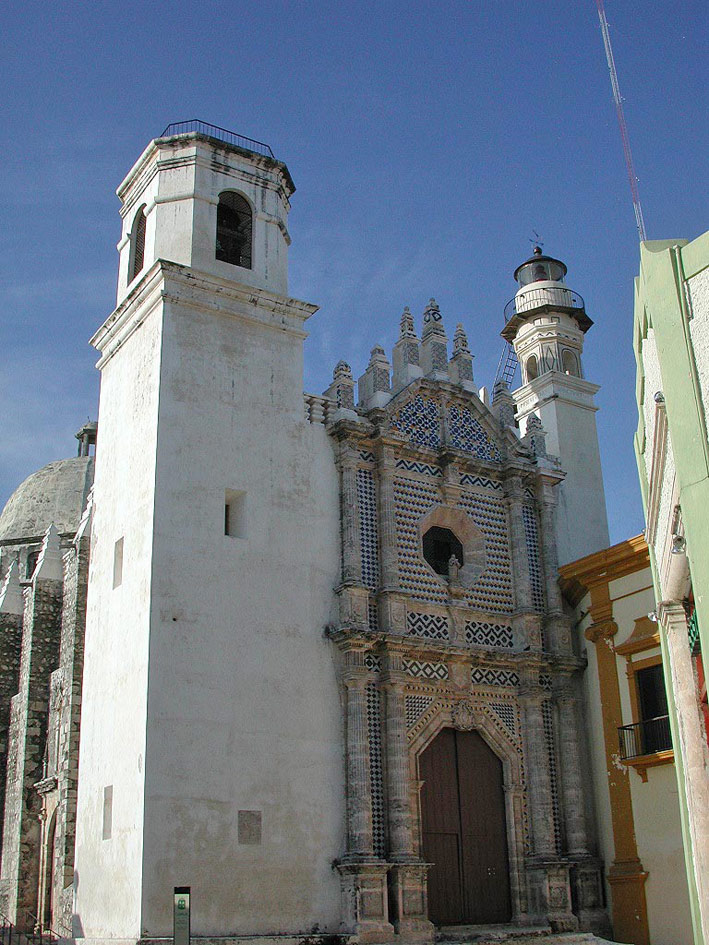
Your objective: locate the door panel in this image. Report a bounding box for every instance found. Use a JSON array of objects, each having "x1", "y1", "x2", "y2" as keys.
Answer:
[{"x1": 419, "y1": 727, "x2": 512, "y2": 925}]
